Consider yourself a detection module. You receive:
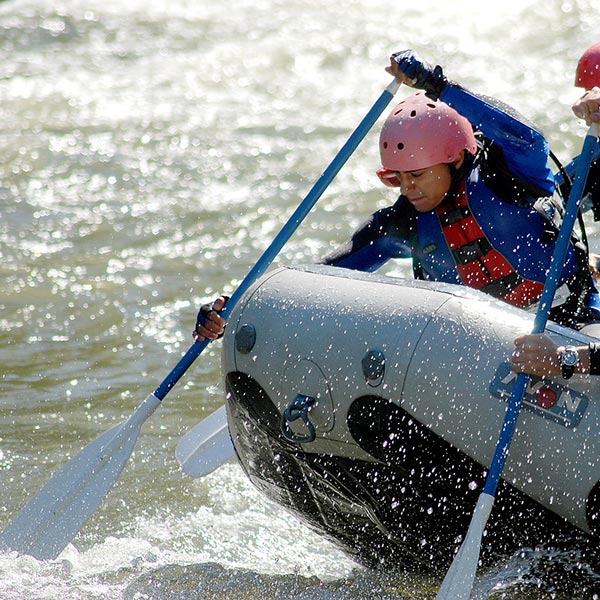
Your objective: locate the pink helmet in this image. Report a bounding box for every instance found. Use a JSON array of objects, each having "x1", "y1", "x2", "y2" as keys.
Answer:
[
  {"x1": 575, "y1": 42, "x2": 600, "y2": 89},
  {"x1": 379, "y1": 92, "x2": 477, "y2": 173}
]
